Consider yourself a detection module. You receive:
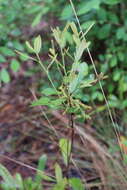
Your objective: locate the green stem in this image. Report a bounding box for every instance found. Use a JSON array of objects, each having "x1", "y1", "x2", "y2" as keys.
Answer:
[{"x1": 60, "y1": 47, "x2": 67, "y2": 76}]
